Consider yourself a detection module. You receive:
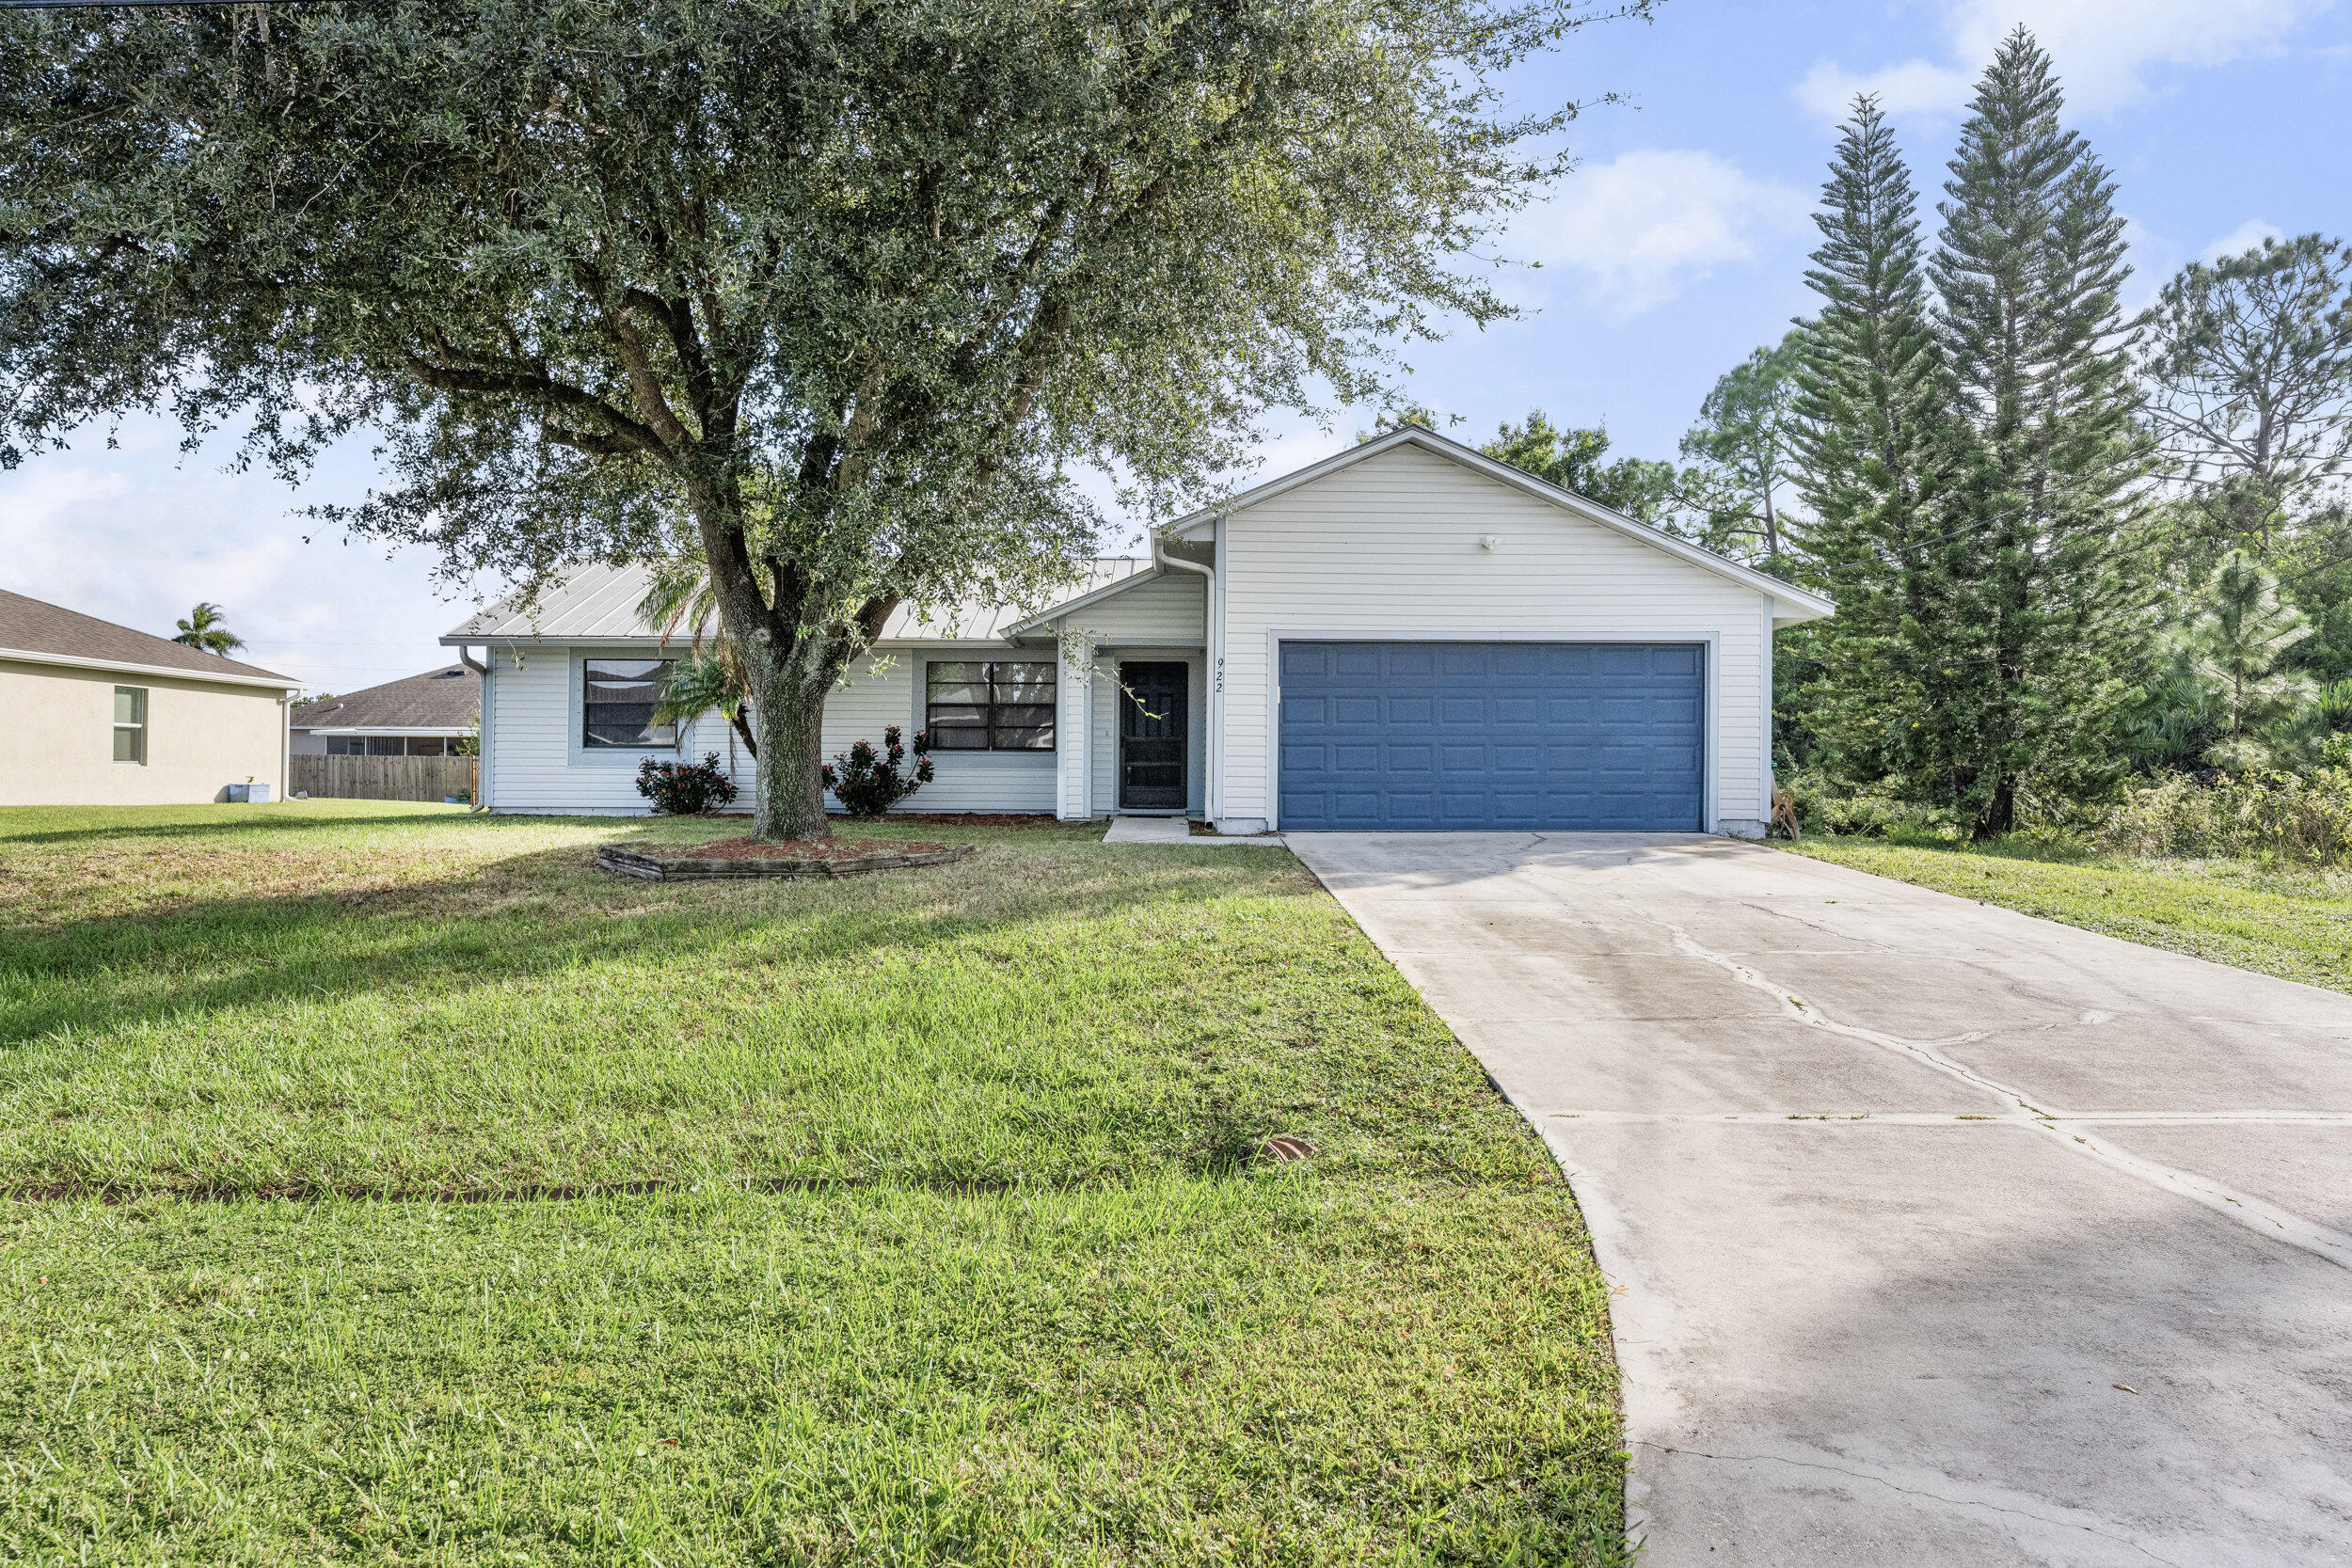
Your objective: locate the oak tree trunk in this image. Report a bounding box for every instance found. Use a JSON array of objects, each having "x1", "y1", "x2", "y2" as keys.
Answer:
[{"x1": 748, "y1": 669, "x2": 832, "y2": 840}]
